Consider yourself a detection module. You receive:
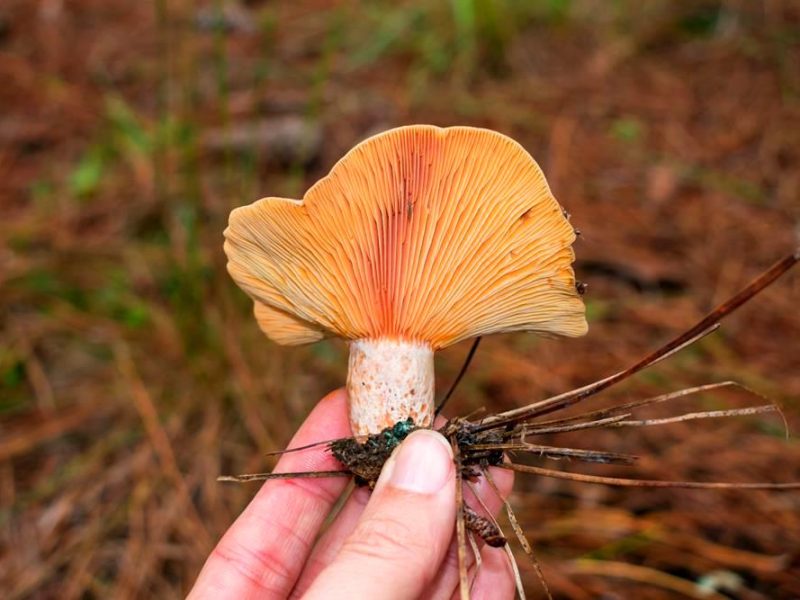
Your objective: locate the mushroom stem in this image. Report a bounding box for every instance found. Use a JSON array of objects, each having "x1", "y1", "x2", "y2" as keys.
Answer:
[{"x1": 347, "y1": 339, "x2": 434, "y2": 436}]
